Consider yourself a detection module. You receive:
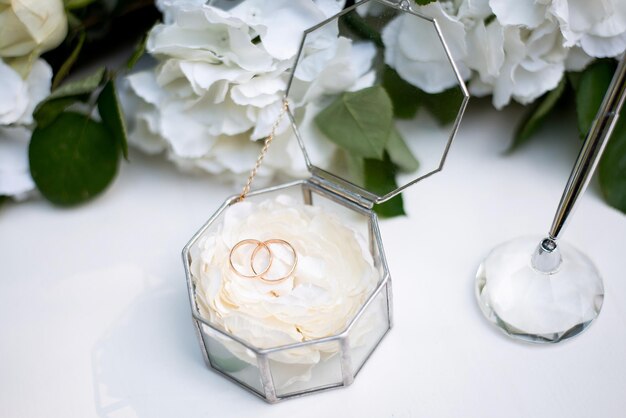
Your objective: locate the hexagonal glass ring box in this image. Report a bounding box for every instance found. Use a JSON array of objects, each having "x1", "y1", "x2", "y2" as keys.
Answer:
[{"x1": 182, "y1": 0, "x2": 468, "y2": 403}]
